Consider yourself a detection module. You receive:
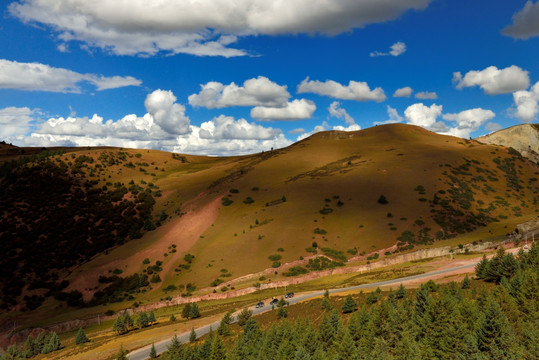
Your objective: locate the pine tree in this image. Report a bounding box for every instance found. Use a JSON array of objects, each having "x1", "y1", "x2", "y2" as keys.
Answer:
[
  {"x1": 35, "y1": 331, "x2": 47, "y2": 354},
  {"x1": 342, "y1": 295, "x2": 358, "y2": 313},
  {"x1": 115, "y1": 345, "x2": 129, "y2": 360},
  {"x1": 190, "y1": 302, "x2": 201, "y2": 318},
  {"x1": 113, "y1": 316, "x2": 127, "y2": 335},
  {"x1": 475, "y1": 254, "x2": 488, "y2": 279},
  {"x1": 395, "y1": 283, "x2": 407, "y2": 299},
  {"x1": 42, "y1": 332, "x2": 61, "y2": 354},
  {"x1": 182, "y1": 303, "x2": 192, "y2": 319},
  {"x1": 190, "y1": 327, "x2": 197, "y2": 343},
  {"x1": 337, "y1": 328, "x2": 359, "y2": 360},
  {"x1": 170, "y1": 313, "x2": 176, "y2": 322},
  {"x1": 75, "y1": 327, "x2": 89, "y2": 344},
  {"x1": 167, "y1": 335, "x2": 182, "y2": 357},
  {"x1": 148, "y1": 311, "x2": 157, "y2": 324},
  {"x1": 149, "y1": 343, "x2": 157, "y2": 359},
  {"x1": 209, "y1": 335, "x2": 227, "y2": 360},
  {"x1": 217, "y1": 311, "x2": 233, "y2": 336},
  {"x1": 136, "y1": 312, "x2": 149, "y2": 328},
  {"x1": 462, "y1": 274, "x2": 472, "y2": 289},
  {"x1": 237, "y1": 307, "x2": 252, "y2": 326},
  {"x1": 24, "y1": 334, "x2": 36, "y2": 357},
  {"x1": 294, "y1": 345, "x2": 311, "y2": 360},
  {"x1": 321, "y1": 290, "x2": 332, "y2": 311},
  {"x1": 476, "y1": 298, "x2": 519, "y2": 359}
]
